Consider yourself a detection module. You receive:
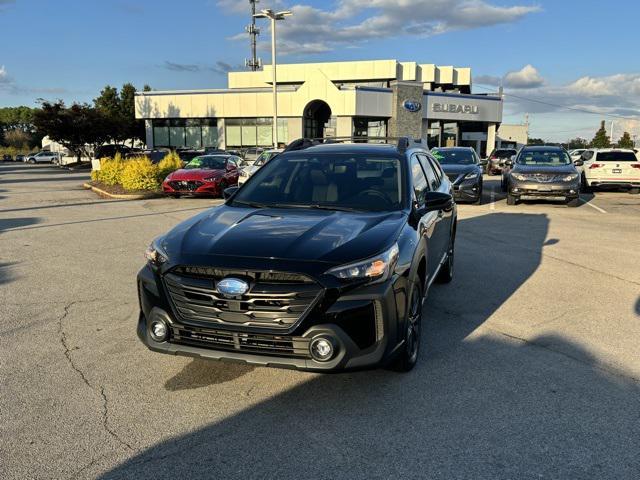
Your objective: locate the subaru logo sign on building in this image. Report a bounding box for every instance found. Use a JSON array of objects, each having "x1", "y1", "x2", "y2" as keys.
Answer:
[
  {"x1": 217, "y1": 278, "x2": 249, "y2": 297},
  {"x1": 403, "y1": 100, "x2": 422, "y2": 113}
]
